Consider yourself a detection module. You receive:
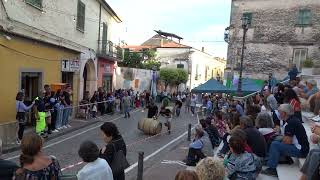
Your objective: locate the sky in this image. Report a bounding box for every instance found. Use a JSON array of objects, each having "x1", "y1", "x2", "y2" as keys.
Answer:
[{"x1": 107, "y1": 0, "x2": 231, "y2": 58}]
